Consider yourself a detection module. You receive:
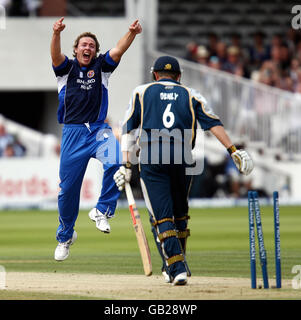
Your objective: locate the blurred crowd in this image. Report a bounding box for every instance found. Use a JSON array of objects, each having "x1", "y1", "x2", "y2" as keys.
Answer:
[
  {"x1": 129, "y1": 149, "x2": 266, "y2": 200},
  {"x1": 0, "y1": 123, "x2": 26, "y2": 157},
  {"x1": 0, "y1": 116, "x2": 274, "y2": 199},
  {"x1": 185, "y1": 29, "x2": 301, "y2": 93}
]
